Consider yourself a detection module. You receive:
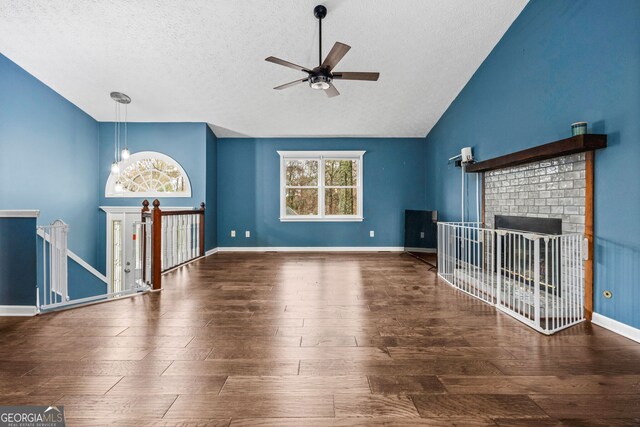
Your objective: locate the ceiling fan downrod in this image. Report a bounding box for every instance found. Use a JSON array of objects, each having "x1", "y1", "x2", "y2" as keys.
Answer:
[{"x1": 314, "y1": 5, "x2": 327, "y2": 67}]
